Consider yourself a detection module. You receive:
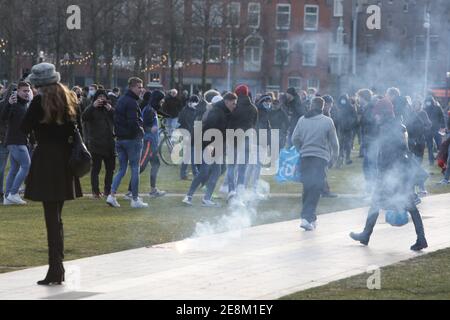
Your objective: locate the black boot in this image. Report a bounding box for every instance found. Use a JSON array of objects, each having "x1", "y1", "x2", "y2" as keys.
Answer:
[
  {"x1": 37, "y1": 263, "x2": 65, "y2": 286},
  {"x1": 409, "y1": 208, "x2": 428, "y2": 252},
  {"x1": 350, "y1": 209, "x2": 379, "y2": 246}
]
